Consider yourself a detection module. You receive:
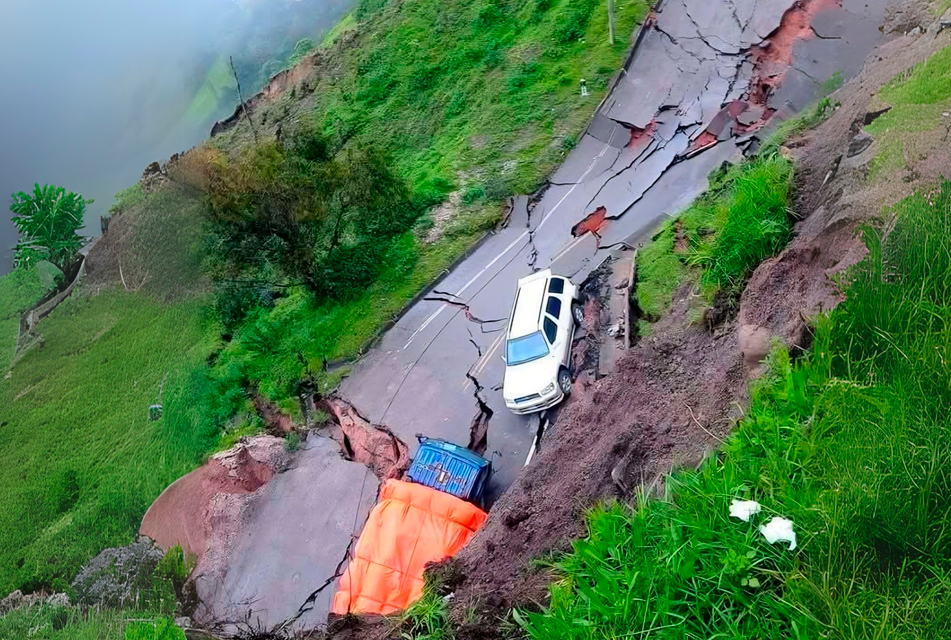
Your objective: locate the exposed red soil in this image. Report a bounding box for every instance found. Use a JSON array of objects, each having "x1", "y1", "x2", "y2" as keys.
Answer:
[
  {"x1": 320, "y1": 396, "x2": 411, "y2": 483},
  {"x1": 686, "y1": 130, "x2": 719, "y2": 155},
  {"x1": 627, "y1": 120, "x2": 657, "y2": 149},
  {"x1": 750, "y1": 0, "x2": 843, "y2": 102},
  {"x1": 673, "y1": 220, "x2": 688, "y2": 253},
  {"x1": 140, "y1": 437, "x2": 288, "y2": 560},
  {"x1": 571, "y1": 206, "x2": 608, "y2": 239},
  {"x1": 251, "y1": 390, "x2": 295, "y2": 434}
]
